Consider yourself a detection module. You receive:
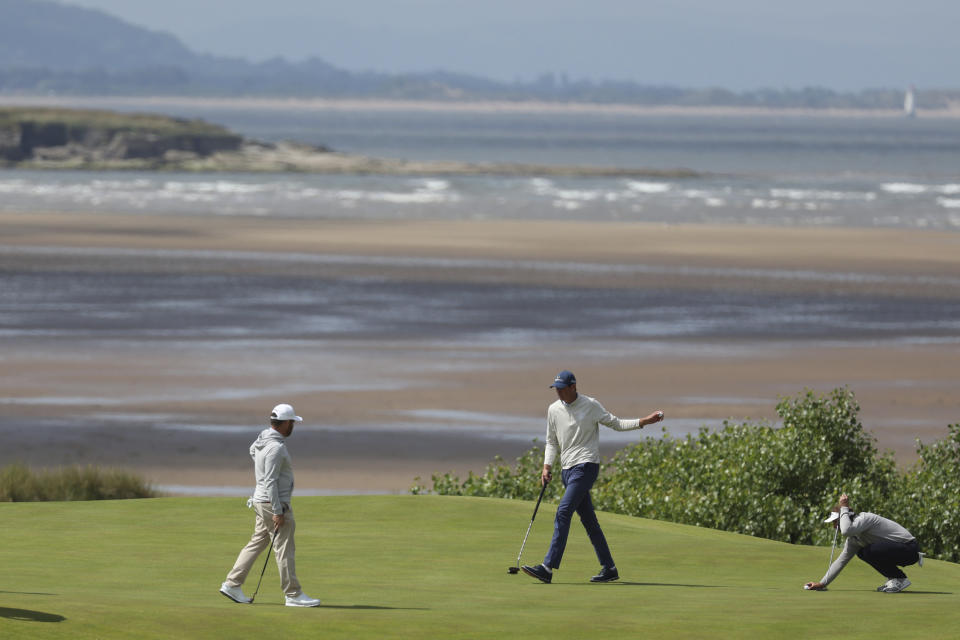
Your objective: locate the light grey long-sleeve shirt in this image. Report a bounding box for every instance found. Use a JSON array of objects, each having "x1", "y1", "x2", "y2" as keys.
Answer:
[
  {"x1": 249, "y1": 428, "x2": 295, "y2": 514},
  {"x1": 544, "y1": 394, "x2": 642, "y2": 469},
  {"x1": 819, "y1": 507, "x2": 916, "y2": 585}
]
